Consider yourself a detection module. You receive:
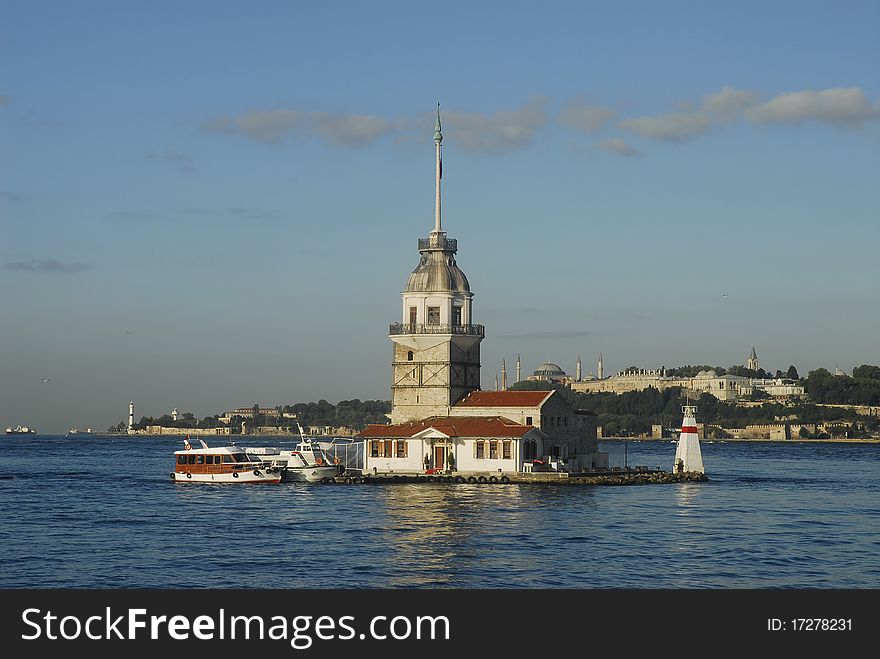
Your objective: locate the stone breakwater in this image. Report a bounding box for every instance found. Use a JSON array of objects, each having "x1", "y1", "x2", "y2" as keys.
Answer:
[{"x1": 339, "y1": 471, "x2": 709, "y2": 486}]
